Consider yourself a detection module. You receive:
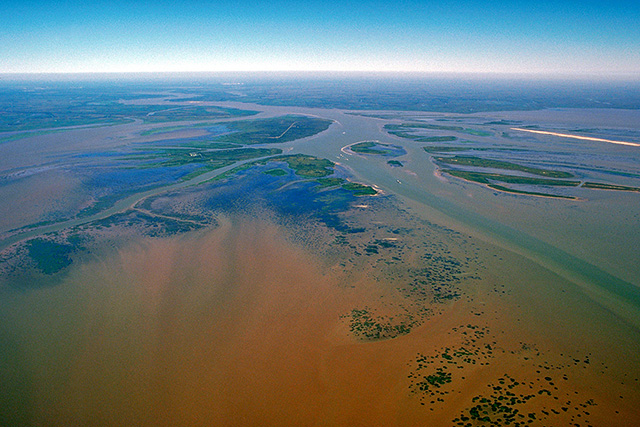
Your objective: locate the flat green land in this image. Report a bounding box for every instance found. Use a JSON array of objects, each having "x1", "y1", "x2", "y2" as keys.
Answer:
[
  {"x1": 404, "y1": 123, "x2": 465, "y2": 132},
  {"x1": 342, "y1": 182, "x2": 377, "y2": 196},
  {"x1": 140, "y1": 123, "x2": 219, "y2": 136},
  {"x1": 419, "y1": 136, "x2": 457, "y2": 142},
  {"x1": 315, "y1": 177, "x2": 346, "y2": 188},
  {"x1": 351, "y1": 141, "x2": 390, "y2": 155},
  {"x1": 161, "y1": 147, "x2": 282, "y2": 168},
  {"x1": 423, "y1": 146, "x2": 469, "y2": 153},
  {"x1": 583, "y1": 182, "x2": 640, "y2": 192},
  {"x1": 1, "y1": 98, "x2": 257, "y2": 132},
  {"x1": 212, "y1": 115, "x2": 332, "y2": 145},
  {"x1": 201, "y1": 155, "x2": 376, "y2": 196},
  {"x1": 442, "y1": 169, "x2": 580, "y2": 187},
  {"x1": 487, "y1": 184, "x2": 577, "y2": 199},
  {"x1": 125, "y1": 147, "x2": 283, "y2": 181},
  {"x1": 142, "y1": 106, "x2": 257, "y2": 123},
  {"x1": 267, "y1": 154, "x2": 335, "y2": 178},
  {"x1": 197, "y1": 142, "x2": 243, "y2": 150},
  {"x1": 385, "y1": 123, "x2": 492, "y2": 140},
  {"x1": 263, "y1": 168, "x2": 288, "y2": 176},
  {"x1": 434, "y1": 156, "x2": 574, "y2": 179}
]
